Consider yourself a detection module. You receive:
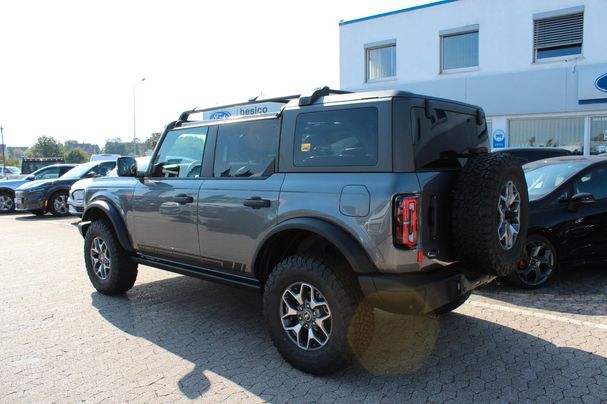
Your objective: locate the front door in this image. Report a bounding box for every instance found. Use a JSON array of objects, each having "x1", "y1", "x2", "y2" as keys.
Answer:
[
  {"x1": 132, "y1": 125, "x2": 209, "y2": 263},
  {"x1": 197, "y1": 119, "x2": 282, "y2": 274},
  {"x1": 565, "y1": 164, "x2": 607, "y2": 263}
]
